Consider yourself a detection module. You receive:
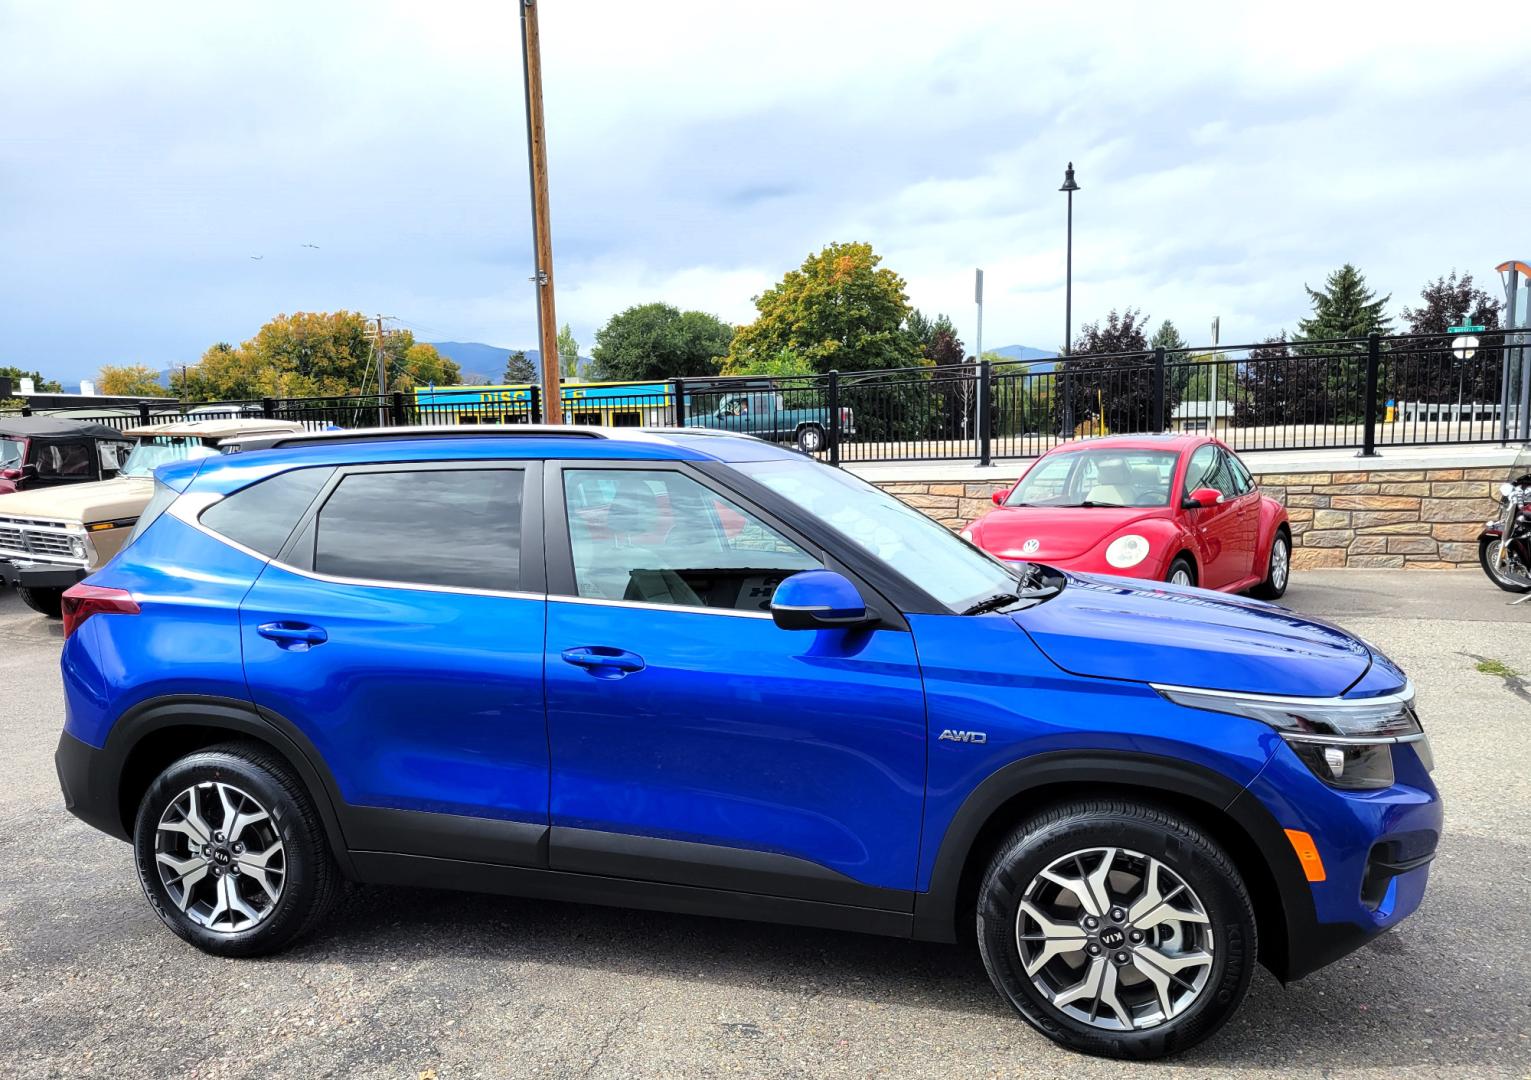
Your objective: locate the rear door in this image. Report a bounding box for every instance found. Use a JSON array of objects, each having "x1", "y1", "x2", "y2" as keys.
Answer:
[
  {"x1": 542, "y1": 461, "x2": 928, "y2": 905},
  {"x1": 238, "y1": 461, "x2": 549, "y2": 865}
]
